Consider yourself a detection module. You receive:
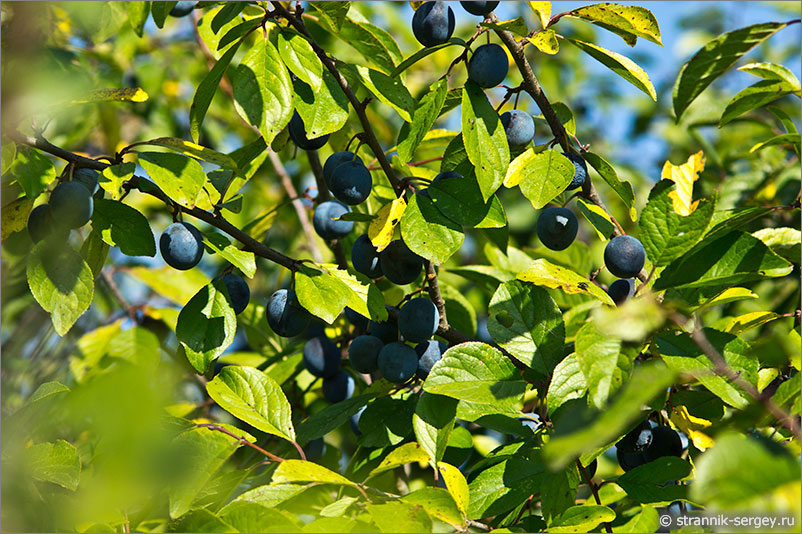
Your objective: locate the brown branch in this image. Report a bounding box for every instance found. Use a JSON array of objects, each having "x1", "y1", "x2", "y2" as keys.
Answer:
[
  {"x1": 424, "y1": 261, "x2": 449, "y2": 331},
  {"x1": 488, "y1": 14, "x2": 648, "y2": 283},
  {"x1": 197, "y1": 423, "x2": 286, "y2": 463},
  {"x1": 271, "y1": 2, "x2": 401, "y2": 192},
  {"x1": 576, "y1": 459, "x2": 612, "y2": 533},
  {"x1": 101, "y1": 268, "x2": 137, "y2": 320},
  {"x1": 306, "y1": 149, "x2": 330, "y2": 201},
  {"x1": 686, "y1": 316, "x2": 800, "y2": 440},
  {"x1": 268, "y1": 150, "x2": 324, "y2": 263}
]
